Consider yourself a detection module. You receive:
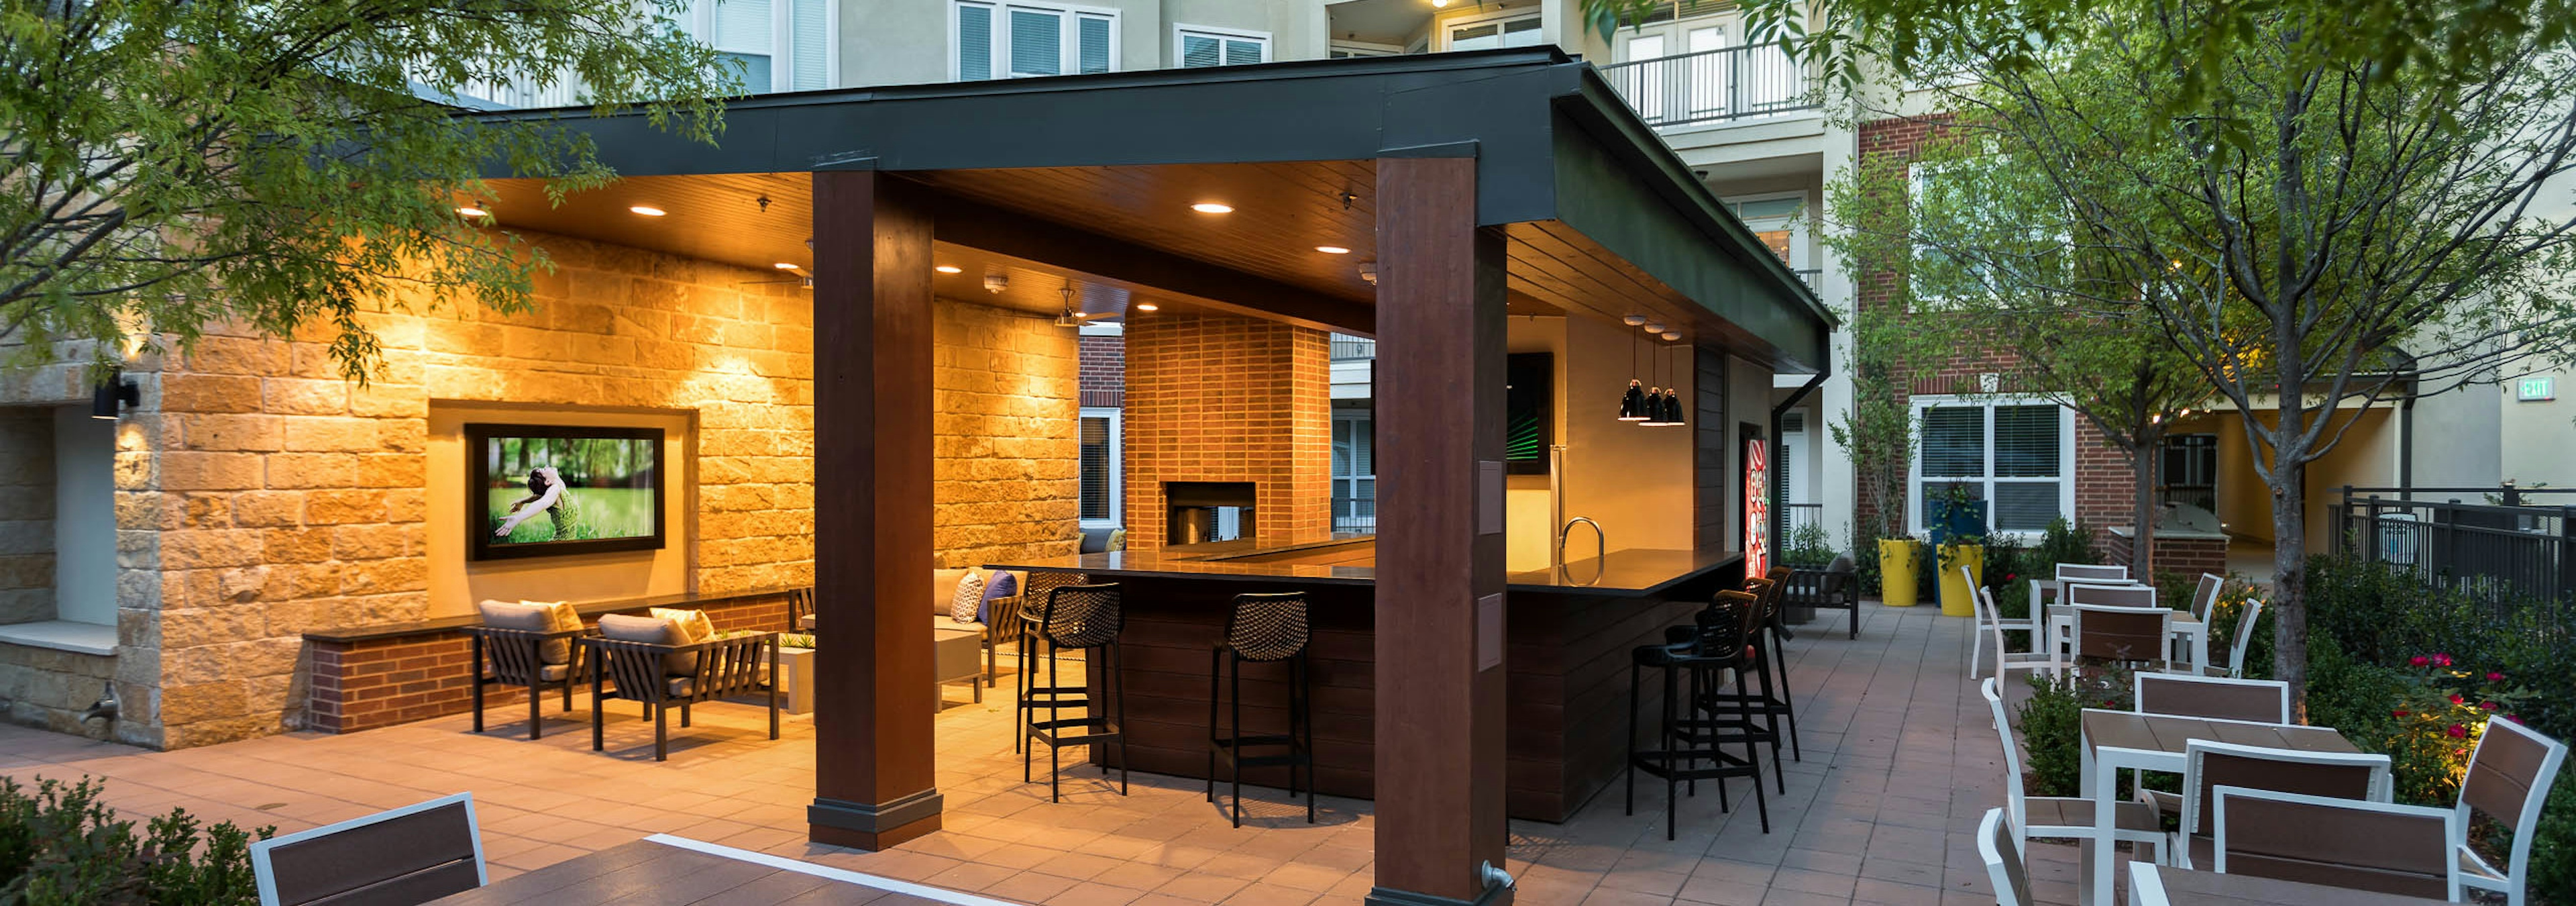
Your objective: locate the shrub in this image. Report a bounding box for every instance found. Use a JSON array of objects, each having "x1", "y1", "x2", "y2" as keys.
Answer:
[
  {"x1": 1779, "y1": 521, "x2": 1839, "y2": 568},
  {"x1": 2017, "y1": 666, "x2": 2137, "y2": 798},
  {"x1": 0, "y1": 776, "x2": 269, "y2": 905}
]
